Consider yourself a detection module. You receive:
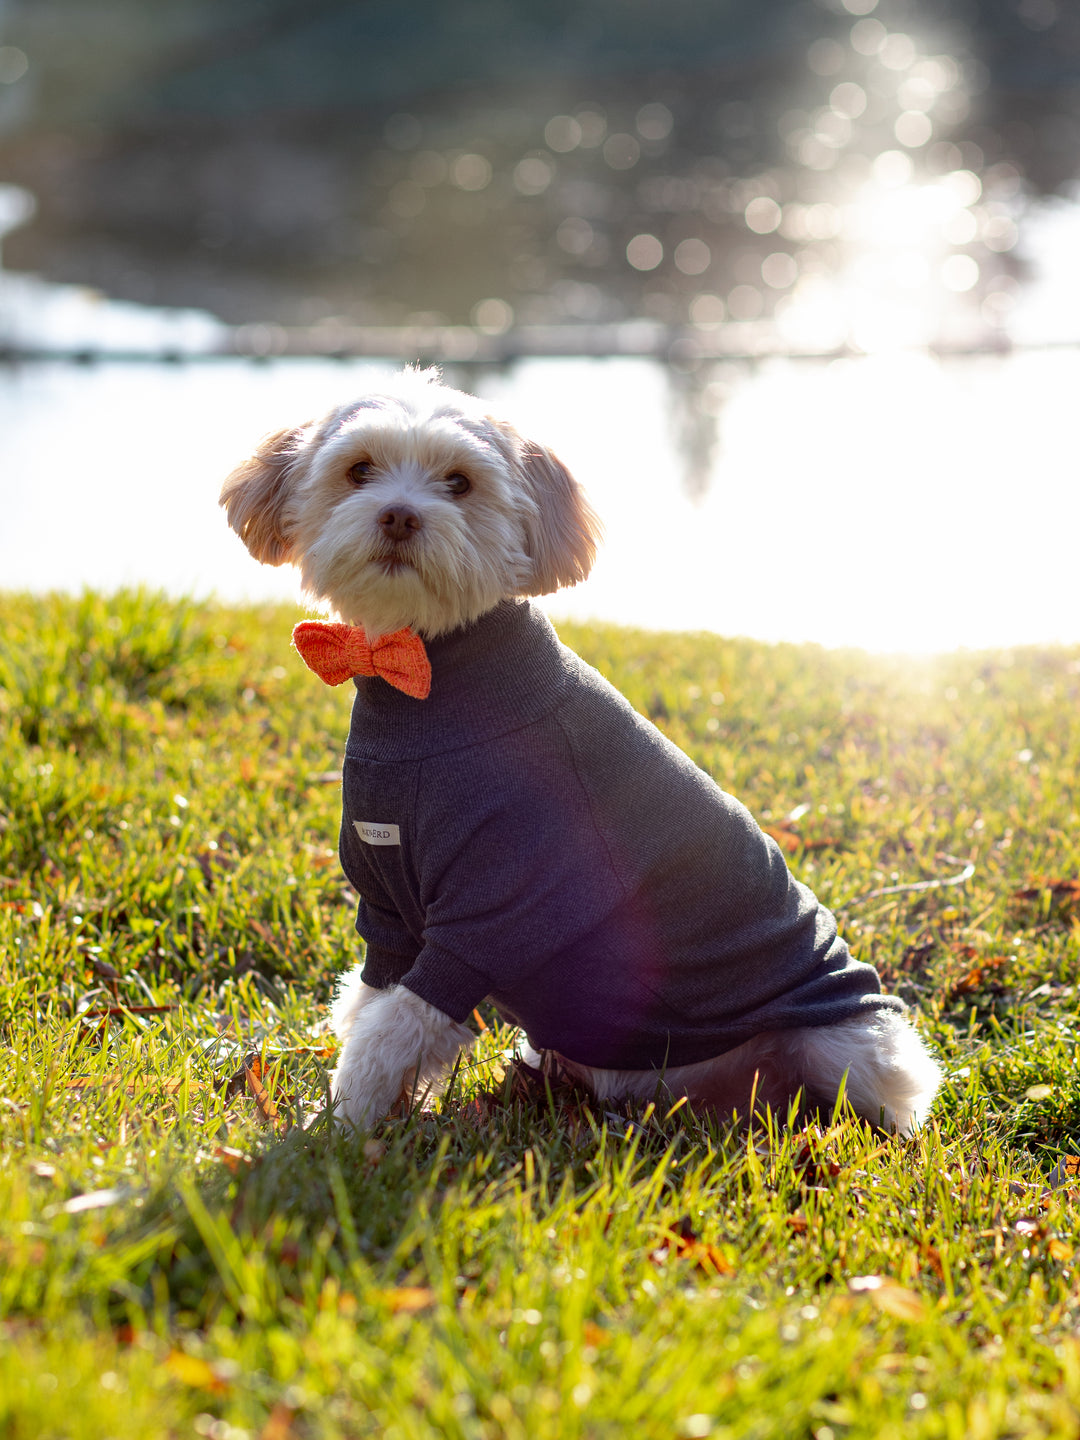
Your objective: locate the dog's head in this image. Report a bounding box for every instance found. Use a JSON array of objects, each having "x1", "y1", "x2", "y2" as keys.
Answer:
[{"x1": 220, "y1": 369, "x2": 602, "y2": 638}]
